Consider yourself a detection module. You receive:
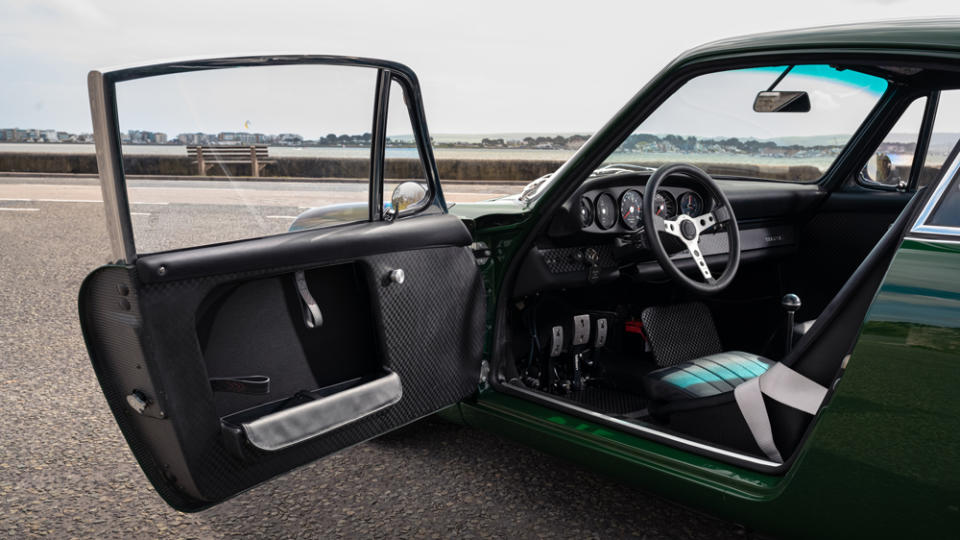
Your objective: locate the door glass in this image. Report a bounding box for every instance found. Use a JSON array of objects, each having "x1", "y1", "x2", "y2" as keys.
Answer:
[
  {"x1": 383, "y1": 80, "x2": 428, "y2": 214},
  {"x1": 919, "y1": 90, "x2": 960, "y2": 188},
  {"x1": 115, "y1": 65, "x2": 377, "y2": 254},
  {"x1": 861, "y1": 97, "x2": 926, "y2": 188},
  {"x1": 927, "y1": 162, "x2": 960, "y2": 227}
]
